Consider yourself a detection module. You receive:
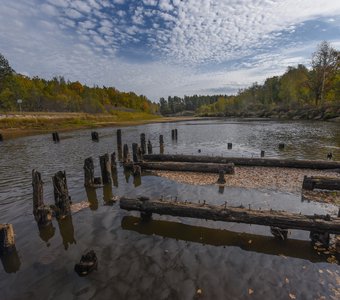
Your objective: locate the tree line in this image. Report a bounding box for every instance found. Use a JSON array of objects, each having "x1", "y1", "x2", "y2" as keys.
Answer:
[
  {"x1": 0, "y1": 55, "x2": 158, "y2": 114},
  {"x1": 160, "y1": 41, "x2": 339, "y2": 116}
]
